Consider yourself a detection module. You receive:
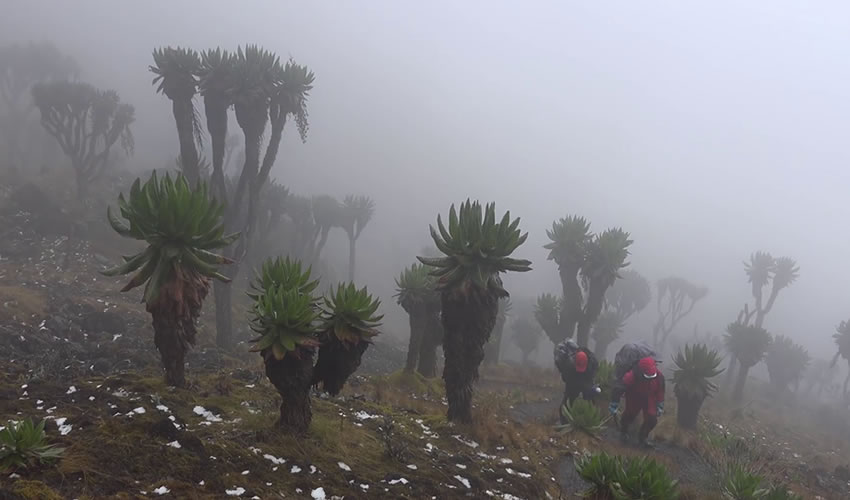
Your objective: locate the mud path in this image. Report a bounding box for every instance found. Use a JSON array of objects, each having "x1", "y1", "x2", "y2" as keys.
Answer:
[{"x1": 509, "y1": 398, "x2": 716, "y2": 496}]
